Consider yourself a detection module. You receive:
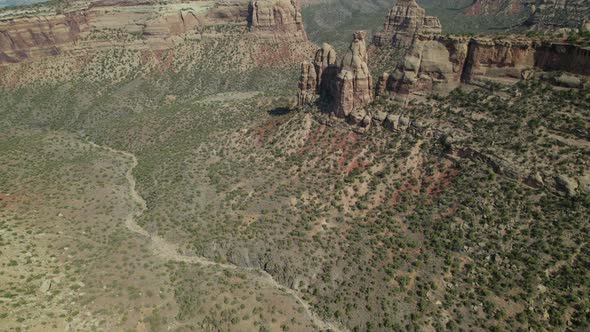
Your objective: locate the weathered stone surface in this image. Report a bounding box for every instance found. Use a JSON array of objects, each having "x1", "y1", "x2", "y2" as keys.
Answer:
[
  {"x1": 375, "y1": 72, "x2": 390, "y2": 97},
  {"x1": 333, "y1": 31, "x2": 373, "y2": 118},
  {"x1": 297, "y1": 31, "x2": 372, "y2": 119},
  {"x1": 384, "y1": 114, "x2": 401, "y2": 131},
  {"x1": 385, "y1": 35, "x2": 469, "y2": 96},
  {"x1": 248, "y1": 0, "x2": 307, "y2": 39},
  {"x1": 534, "y1": 43, "x2": 590, "y2": 76},
  {"x1": 380, "y1": 33, "x2": 590, "y2": 97},
  {"x1": 372, "y1": 0, "x2": 441, "y2": 47},
  {"x1": 297, "y1": 60, "x2": 318, "y2": 106},
  {"x1": 462, "y1": 37, "x2": 536, "y2": 82},
  {"x1": 0, "y1": 0, "x2": 308, "y2": 65},
  {"x1": 39, "y1": 279, "x2": 52, "y2": 293},
  {"x1": 579, "y1": 173, "x2": 590, "y2": 194},
  {"x1": 296, "y1": 42, "x2": 338, "y2": 107},
  {"x1": 314, "y1": 43, "x2": 338, "y2": 91},
  {"x1": 556, "y1": 174, "x2": 579, "y2": 197}
]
